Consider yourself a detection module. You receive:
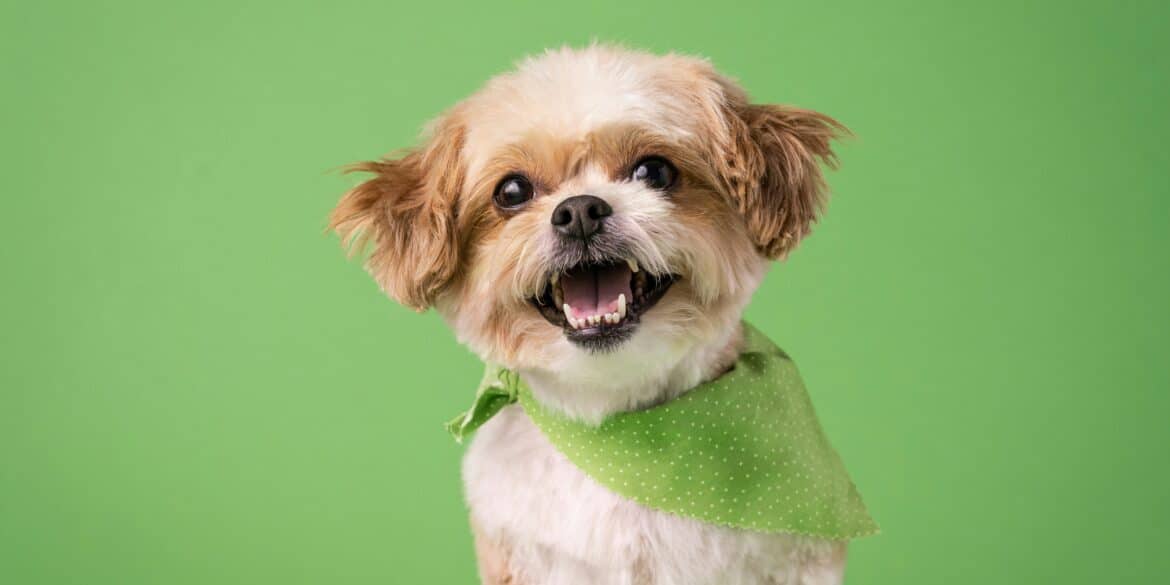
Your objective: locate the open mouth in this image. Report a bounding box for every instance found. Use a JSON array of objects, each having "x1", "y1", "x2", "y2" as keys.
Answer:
[{"x1": 531, "y1": 258, "x2": 676, "y2": 351}]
